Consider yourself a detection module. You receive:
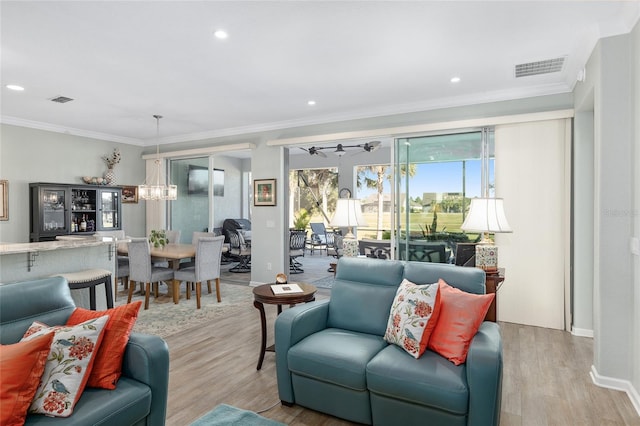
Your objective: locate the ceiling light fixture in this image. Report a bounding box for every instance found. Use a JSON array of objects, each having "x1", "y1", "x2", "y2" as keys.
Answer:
[
  {"x1": 307, "y1": 100, "x2": 316, "y2": 106},
  {"x1": 6, "y1": 84, "x2": 24, "y2": 91},
  {"x1": 138, "y1": 115, "x2": 178, "y2": 201},
  {"x1": 450, "y1": 77, "x2": 461, "y2": 83},
  {"x1": 214, "y1": 30, "x2": 228, "y2": 39},
  {"x1": 304, "y1": 141, "x2": 381, "y2": 158}
]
